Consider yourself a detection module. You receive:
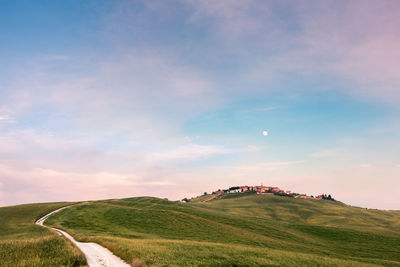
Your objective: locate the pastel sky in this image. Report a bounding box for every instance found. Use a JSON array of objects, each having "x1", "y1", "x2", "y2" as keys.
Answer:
[{"x1": 1, "y1": 0, "x2": 399, "y2": 209}]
